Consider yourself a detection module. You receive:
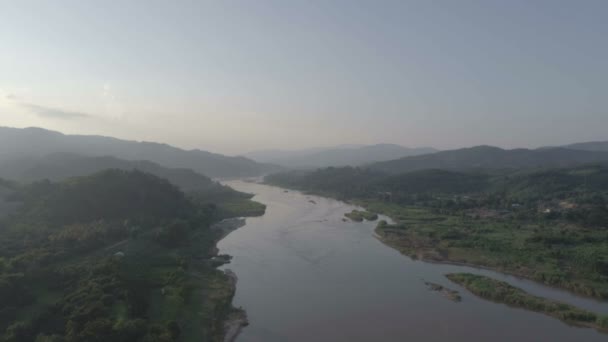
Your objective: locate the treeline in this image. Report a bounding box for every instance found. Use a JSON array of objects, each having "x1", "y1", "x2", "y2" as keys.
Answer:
[{"x1": 266, "y1": 164, "x2": 608, "y2": 227}]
